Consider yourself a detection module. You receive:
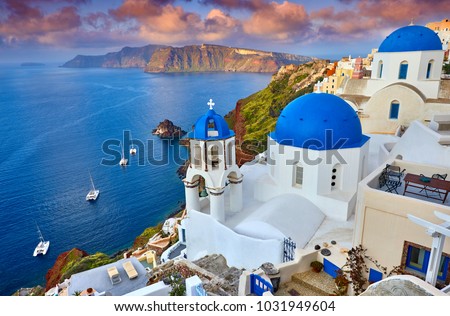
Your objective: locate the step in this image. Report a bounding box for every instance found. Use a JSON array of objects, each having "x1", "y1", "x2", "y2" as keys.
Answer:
[
  {"x1": 290, "y1": 270, "x2": 336, "y2": 296},
  {"x1": 275, "y1": 281, "x2": 327, "y2": 296}
]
